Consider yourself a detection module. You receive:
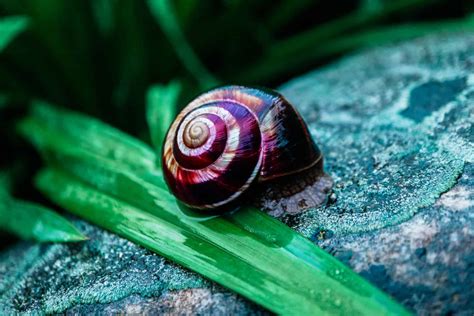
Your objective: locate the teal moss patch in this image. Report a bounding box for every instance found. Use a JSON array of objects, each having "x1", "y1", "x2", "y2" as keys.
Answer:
[
  {"x1": 323, "y1": 162, "x2": 474, "y2": 314},
  {"x1": 281, "y1": 39, "x2": 474, "y2": 236},
  {"x1": 0, "y1": 221, "x2": 206, "y2": 314},
  {"x1": 401, "y1": 77, "x2": 466, "y2": 122},
  {"x1": 298, "y1": 123, "x2": 464, "y2": 235}
]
